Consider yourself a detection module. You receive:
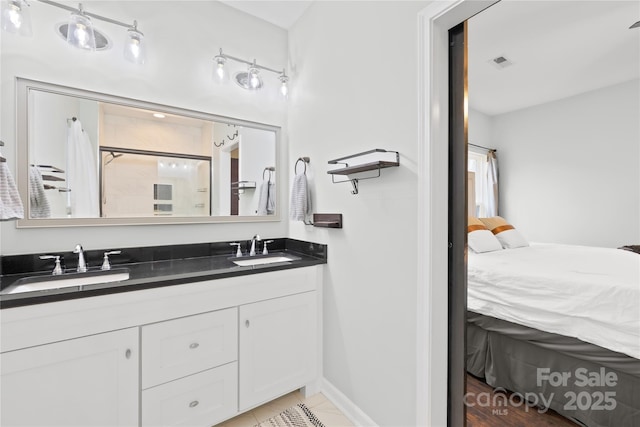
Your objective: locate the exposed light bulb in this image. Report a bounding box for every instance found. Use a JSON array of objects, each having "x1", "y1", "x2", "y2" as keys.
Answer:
[
  {"x1": 67, "y1": 7, "x2": 96, "y2": 51},
  {"x1": 7, "y1": 4, "x2": 21, "y2": 28},
  {"x1": 216, "y1": 62, "x2": 225, "y2": 79},
  {"x1": 249, "y1": 67, "x2": 260, "y2": 89},
  {"x1": 279, "y1": 72, "x2": 289, "y2": 98},
  {"x1": 2, "y1": 0, "x2": 32, "y2": 36},
  {"x1": 124, "y1": 23, "x2": 145, "y2": 64},
  {"x1": 74, "y1": 24, "x2": 89, "y2": 45},
  {"x1": 215, "y1": 58, "x2": 226, "y2": 80}
]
